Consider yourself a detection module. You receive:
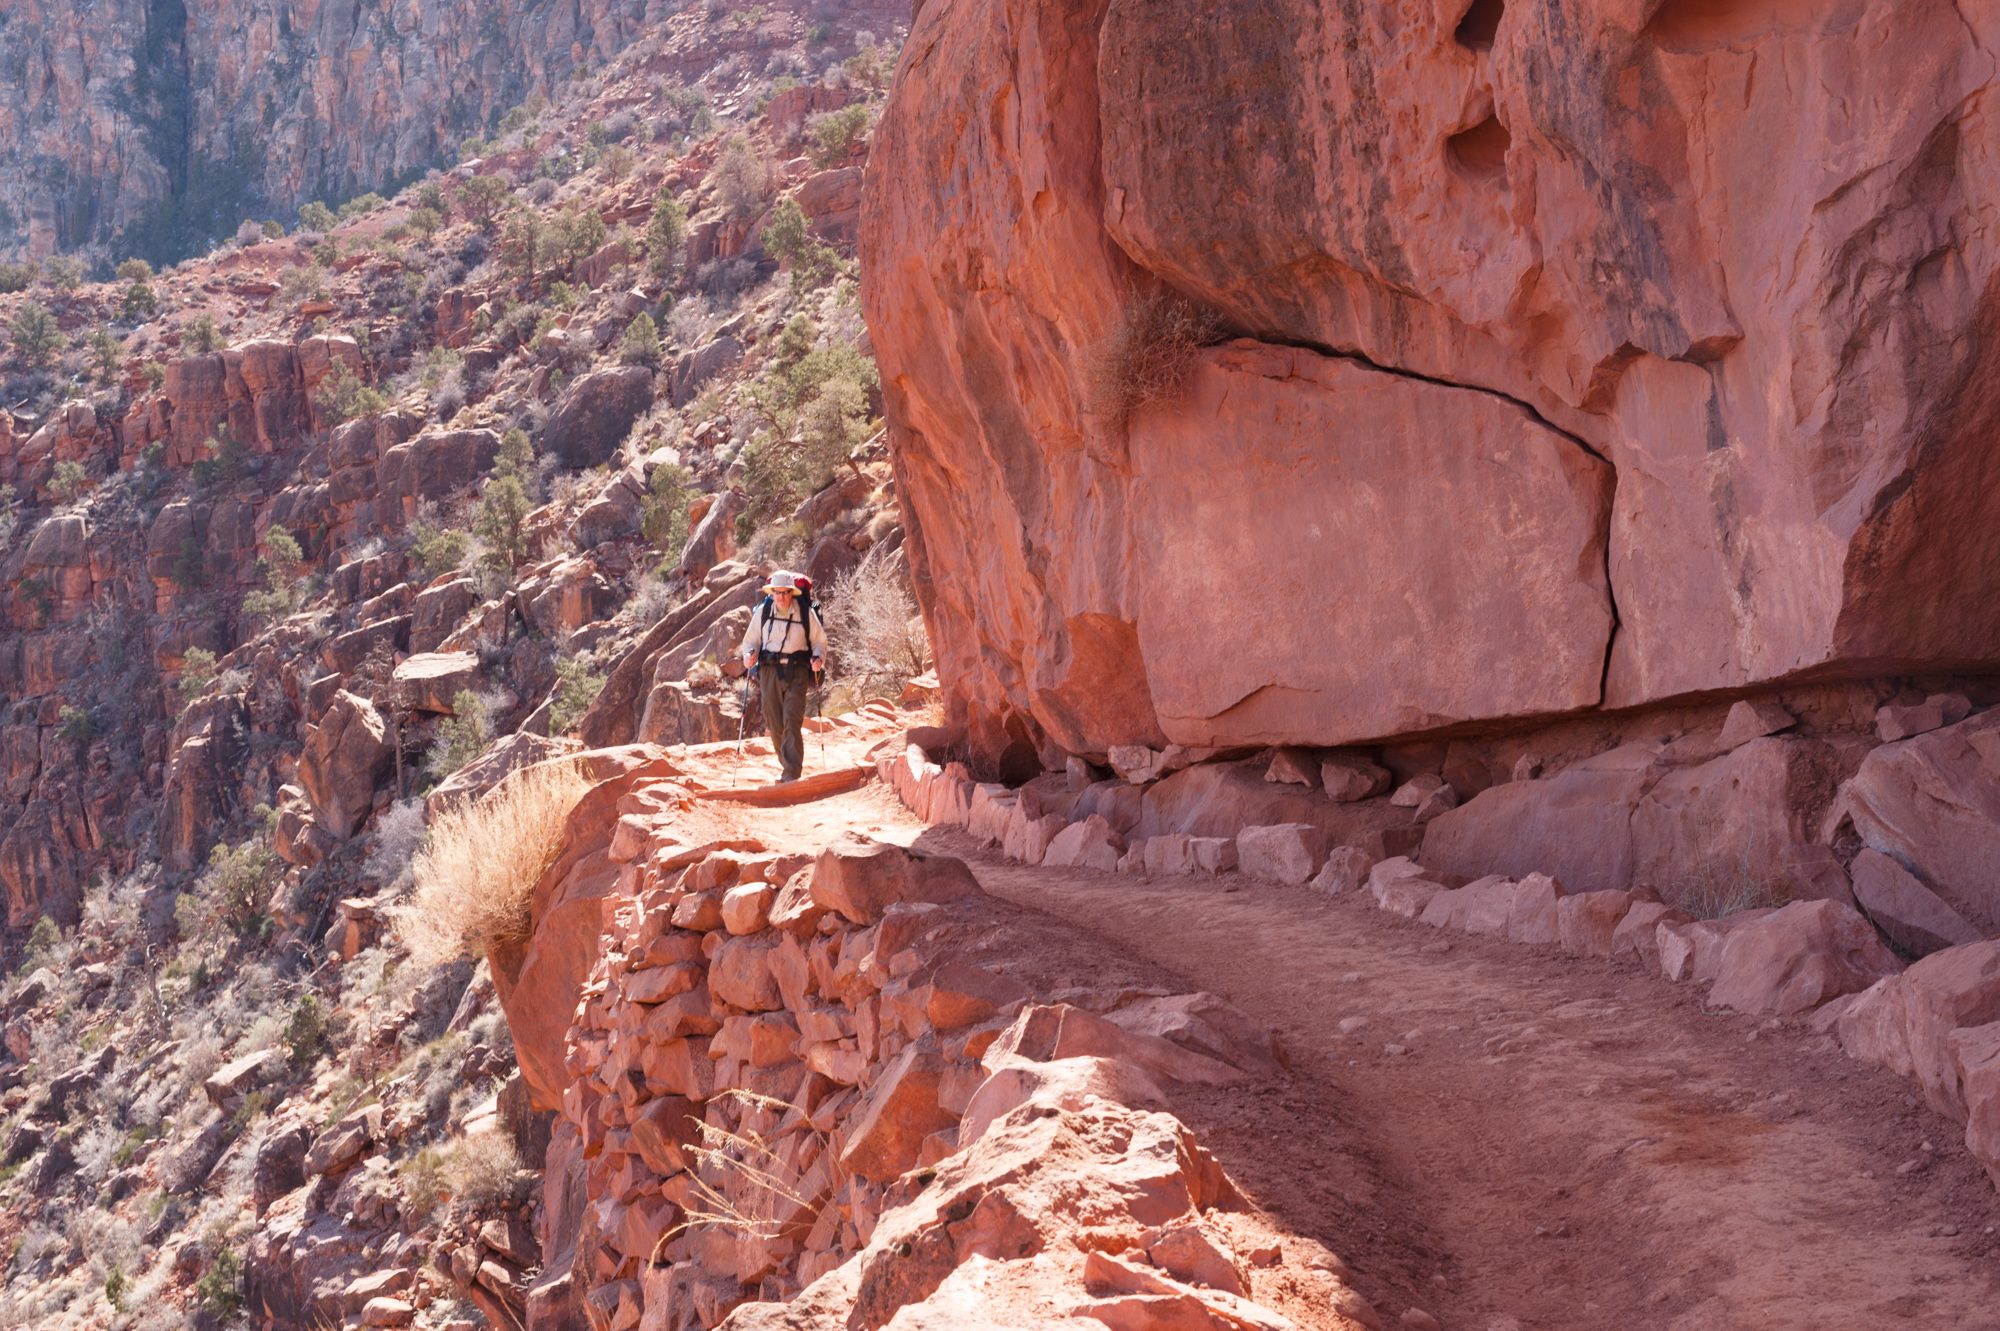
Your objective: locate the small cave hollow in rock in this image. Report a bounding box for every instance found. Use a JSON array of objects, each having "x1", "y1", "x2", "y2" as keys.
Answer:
[
  {"x1": 1447, "y1": 115, "x2": 1512, "y2": 181},
  {"x1": 1454, "y1": 0, "x2": 1506, "y2": 50}
]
